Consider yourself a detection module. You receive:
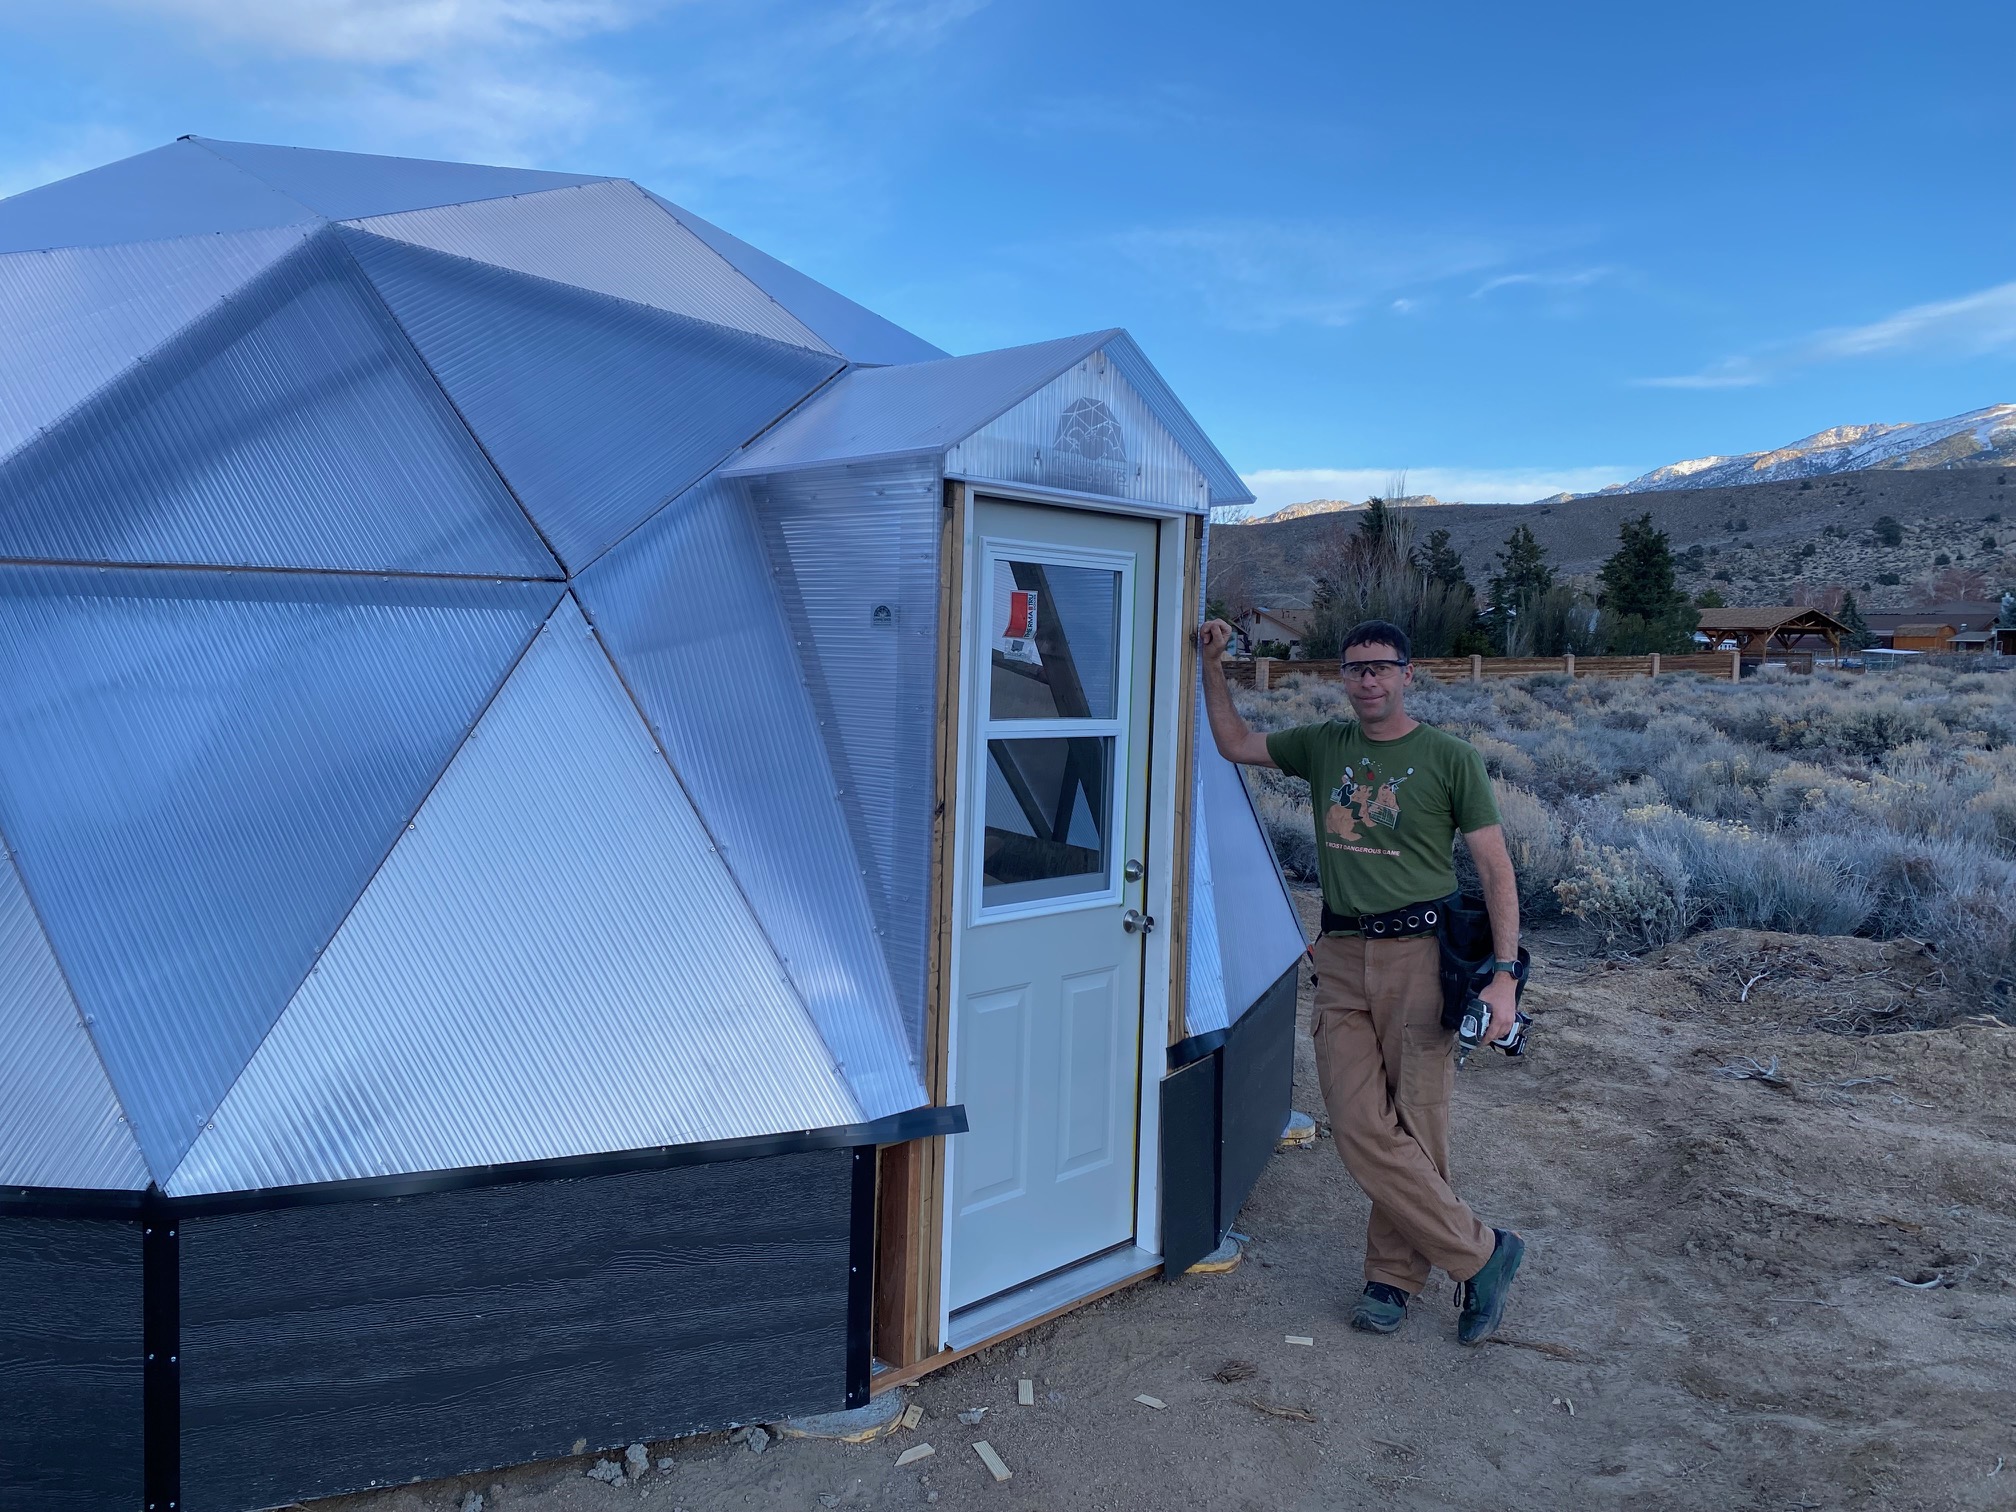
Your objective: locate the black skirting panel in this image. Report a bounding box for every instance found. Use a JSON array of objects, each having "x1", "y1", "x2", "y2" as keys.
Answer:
[
  {"x1": 1217, "y1": 963, "x2": 1298, "y2": 1234},
  {"x1": 0, "y1": 1214, "x2": 144, "y2": 1512},
  {"x1": 177, "y1": 1148, "x2": 857, "y2": 1512},
  {"x1": 1158, "y1": 1054, "x2": 1220, "y2": 1276},
  {"x1": 1159, "y1": 961, "x2": 1300, "y2": 1276}
]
